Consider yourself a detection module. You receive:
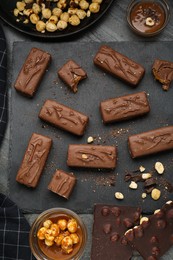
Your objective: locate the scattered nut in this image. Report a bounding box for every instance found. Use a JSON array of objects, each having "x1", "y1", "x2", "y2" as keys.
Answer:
[
  {"x1": 155, "y1": 162, "x2": 164, "y2": 174},
  {"x1": 115, "y1": 192, "x2": 124, "y2": 200},
  {"x1": 87, "y1": 136, "x2": 94, "y2": 143},
  {"x1": 151, "y1": 188, "x2": 161, "y2": 200},
  {"x1": 129, "y1": 181, "x2": 138, "y2": 190},
  {"x1": 142, "y1": 192, "x2": 147, "y2": 199},
  {"x1": 142, "y1": 173, "x2": 152, "y2": 180},
  {"x1": 139, "y1": 166, "x2": 145, "y2": 172},
  {"x1": 145, "y1": 17, "x2": 155, "y2": 26}
]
